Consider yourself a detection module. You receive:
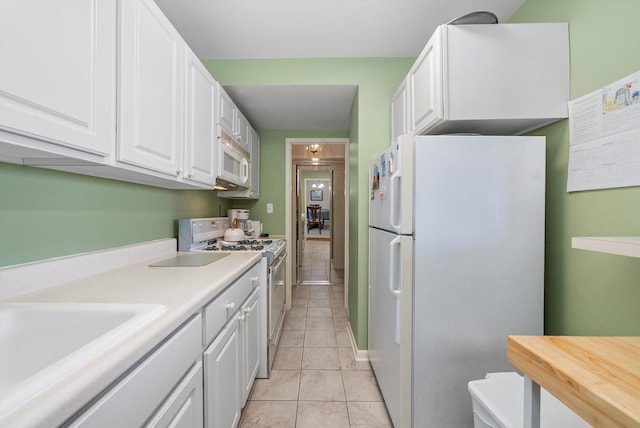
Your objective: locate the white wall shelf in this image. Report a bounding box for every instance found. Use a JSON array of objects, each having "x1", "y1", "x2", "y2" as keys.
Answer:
[{"x1": 572, "y1": 236, "x2": 640, "y2": 258}]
